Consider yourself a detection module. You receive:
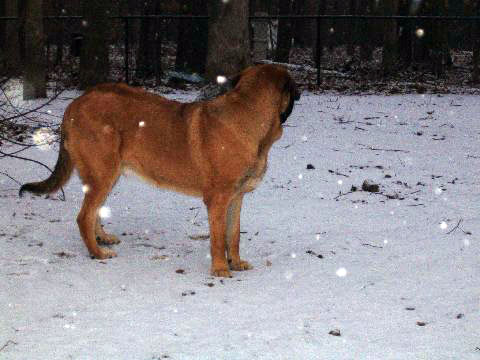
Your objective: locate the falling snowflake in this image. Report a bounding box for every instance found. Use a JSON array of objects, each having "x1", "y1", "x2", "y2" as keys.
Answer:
[
  {"x1": 301, "y1": 135, "x2": 308, "y2": 142},
  {"x1": 336, "y1": 267, "x2": 347, "y2": 277},
  {"x1": 337, "y1": 179, "x2": 343, "y2": 185},
  {"x1": 81, "y1": 20, "x2": 88, "y2": 27},
  {"x1": 32, "y1": 127, "x2": 56, "y2": 151},
  {"x1": 415, "y1": 28, "x2": 425, "y2": 38},
  {"x1": 139, "y1": 121, "x2": 145, "y2": 127},
  {"x1": 463, "y1": 239, "x2": 470, "y2": 247},
  {"x1": 216, "y1": 75, "x2": 227, "y2": 84},
  {"x1": 298, "y1": 174, "x2": 303, "y2": 180},
  {"x1": 384, "y1": 239, "x2": 388, "y2": 244},
  {"x1": 98, "y1": 206, "x2": 111, "y2": 219},
  {"x1": 434, "y1": 187, "x2": 443, "y2": 195},
  {"x1": 82, "y1": 184, "x2": 90, "y2": 194},
  {"x1": 290, "y1": 253, "x2": 297, "y2": 259},
  {"x1": 329, "y1": 27, "x2": 335, "y2": 34},
  {"x1": 439, "y1": 221, "x2": 448, "y2": 230},
  {"x1": 315, "y1": 234, "x2": 321, "y2": 241}
]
